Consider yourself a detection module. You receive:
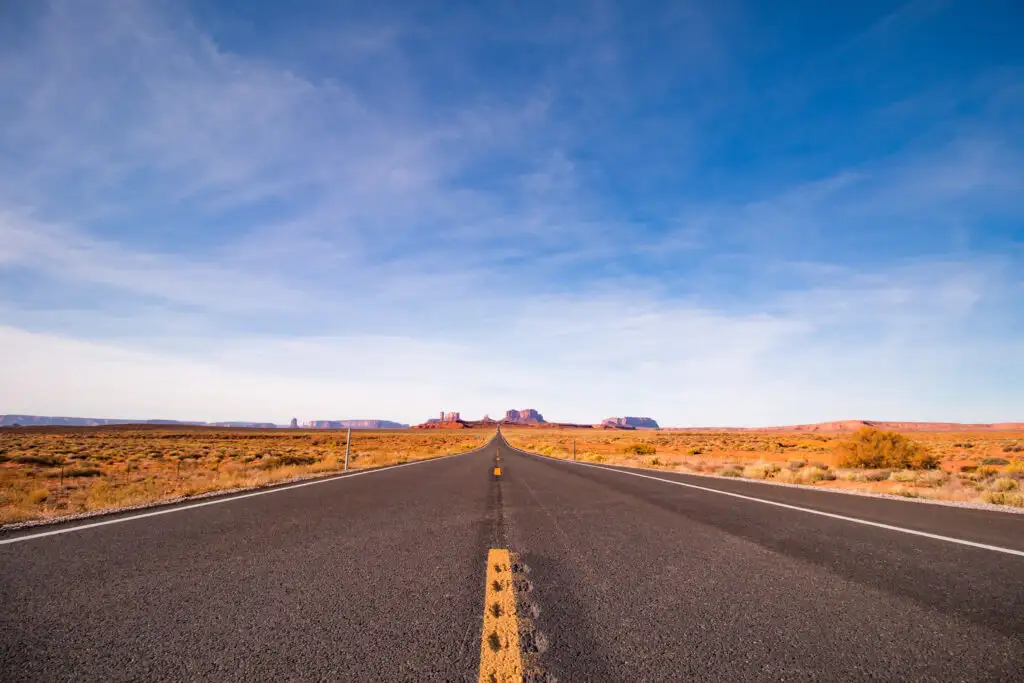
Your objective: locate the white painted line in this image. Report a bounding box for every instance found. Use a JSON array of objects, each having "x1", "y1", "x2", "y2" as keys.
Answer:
[
  {"x1": 521, "y1": 450, "x2": 1024, "y2": 558},
  {"x1": 0, "y1": 449, "x2": 477, "y2": 546}
]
